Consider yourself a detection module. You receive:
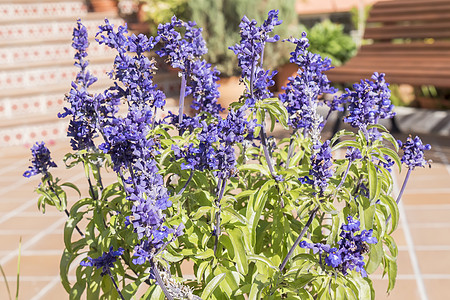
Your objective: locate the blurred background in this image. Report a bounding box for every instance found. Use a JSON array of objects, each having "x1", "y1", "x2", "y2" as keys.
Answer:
[{"x1": 0, "y1": 0, "x2": 449, "y2": 299}]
